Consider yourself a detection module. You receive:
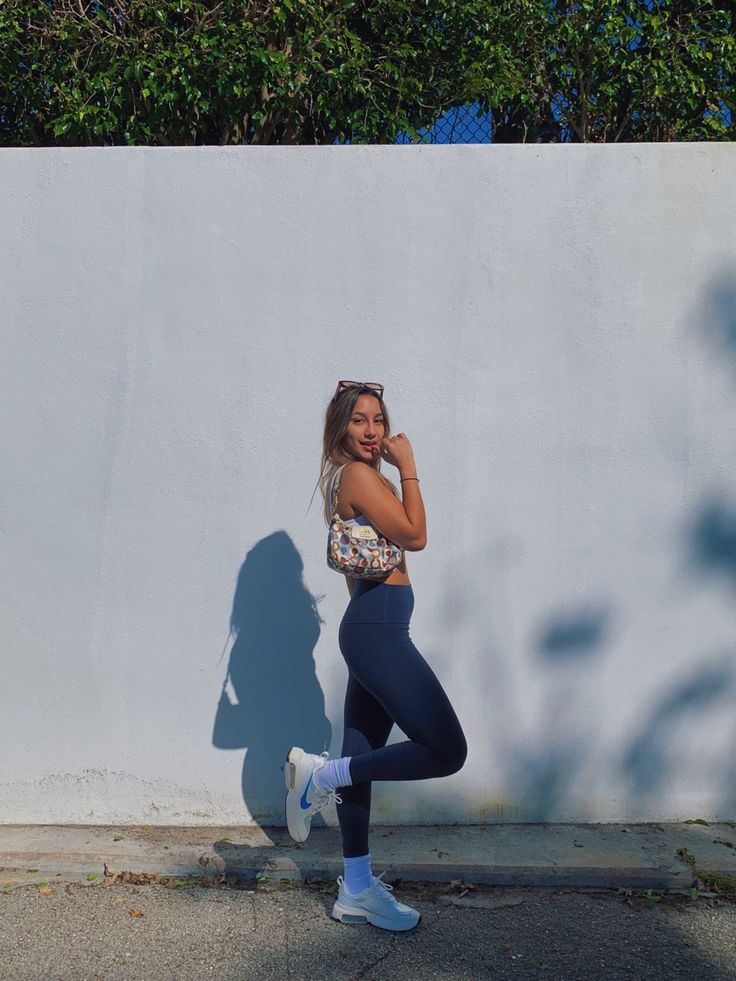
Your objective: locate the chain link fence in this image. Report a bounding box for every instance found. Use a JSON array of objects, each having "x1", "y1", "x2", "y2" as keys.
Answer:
[{"x1": 396, "y1": 102, "x2": 492, "y2": 144}]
